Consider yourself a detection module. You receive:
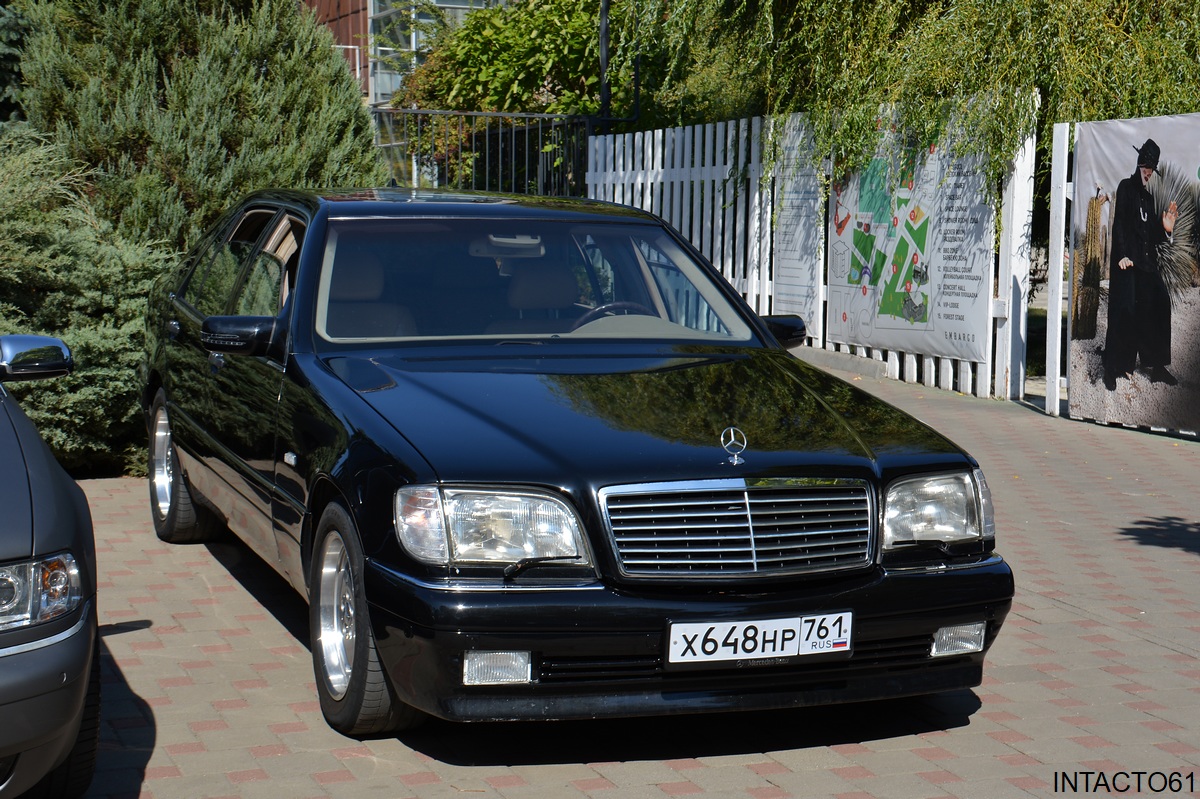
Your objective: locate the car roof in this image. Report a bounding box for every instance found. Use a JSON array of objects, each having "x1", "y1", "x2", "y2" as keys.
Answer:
[{"x1": 245, "y1": 188, "x2": 662, "y2": 223}]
